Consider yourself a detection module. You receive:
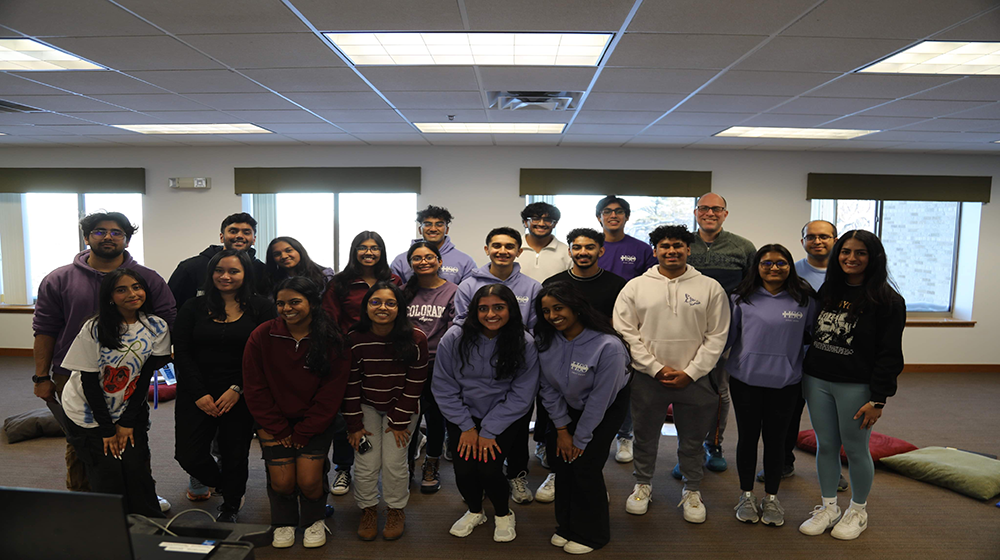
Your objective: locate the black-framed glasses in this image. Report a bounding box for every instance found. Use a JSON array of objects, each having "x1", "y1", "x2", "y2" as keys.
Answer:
[
  {"x1": 696, "y1": 205, "x2": 726, "y2": 214},
  {"x1": 759, "y1": 260, "x2": 790, "y2": 269},
  {"x1": 356, "y1": 245, "x2": 381, "y2": 253},
  {"x1": 601, "y1": 208, "x2": 626, "y2": 216},
  {"x1": 90, "y1": 229, "x2": 126, "y2": 239},
  {"x1": 803, "y1": 234, "x2": 834, "y2": 242},
  {"x1": 410, "y1": 254, "x2": 439, "y2": 263},
  {"x1": 528, "y1": 216, "x2": 554, "y2": 225},
  {"x1": 421, "y1": 221, "x2": 447, "y2": 229},
  {"x1": 368, "y1": 298, "x2": 398, "y2": 308}
]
